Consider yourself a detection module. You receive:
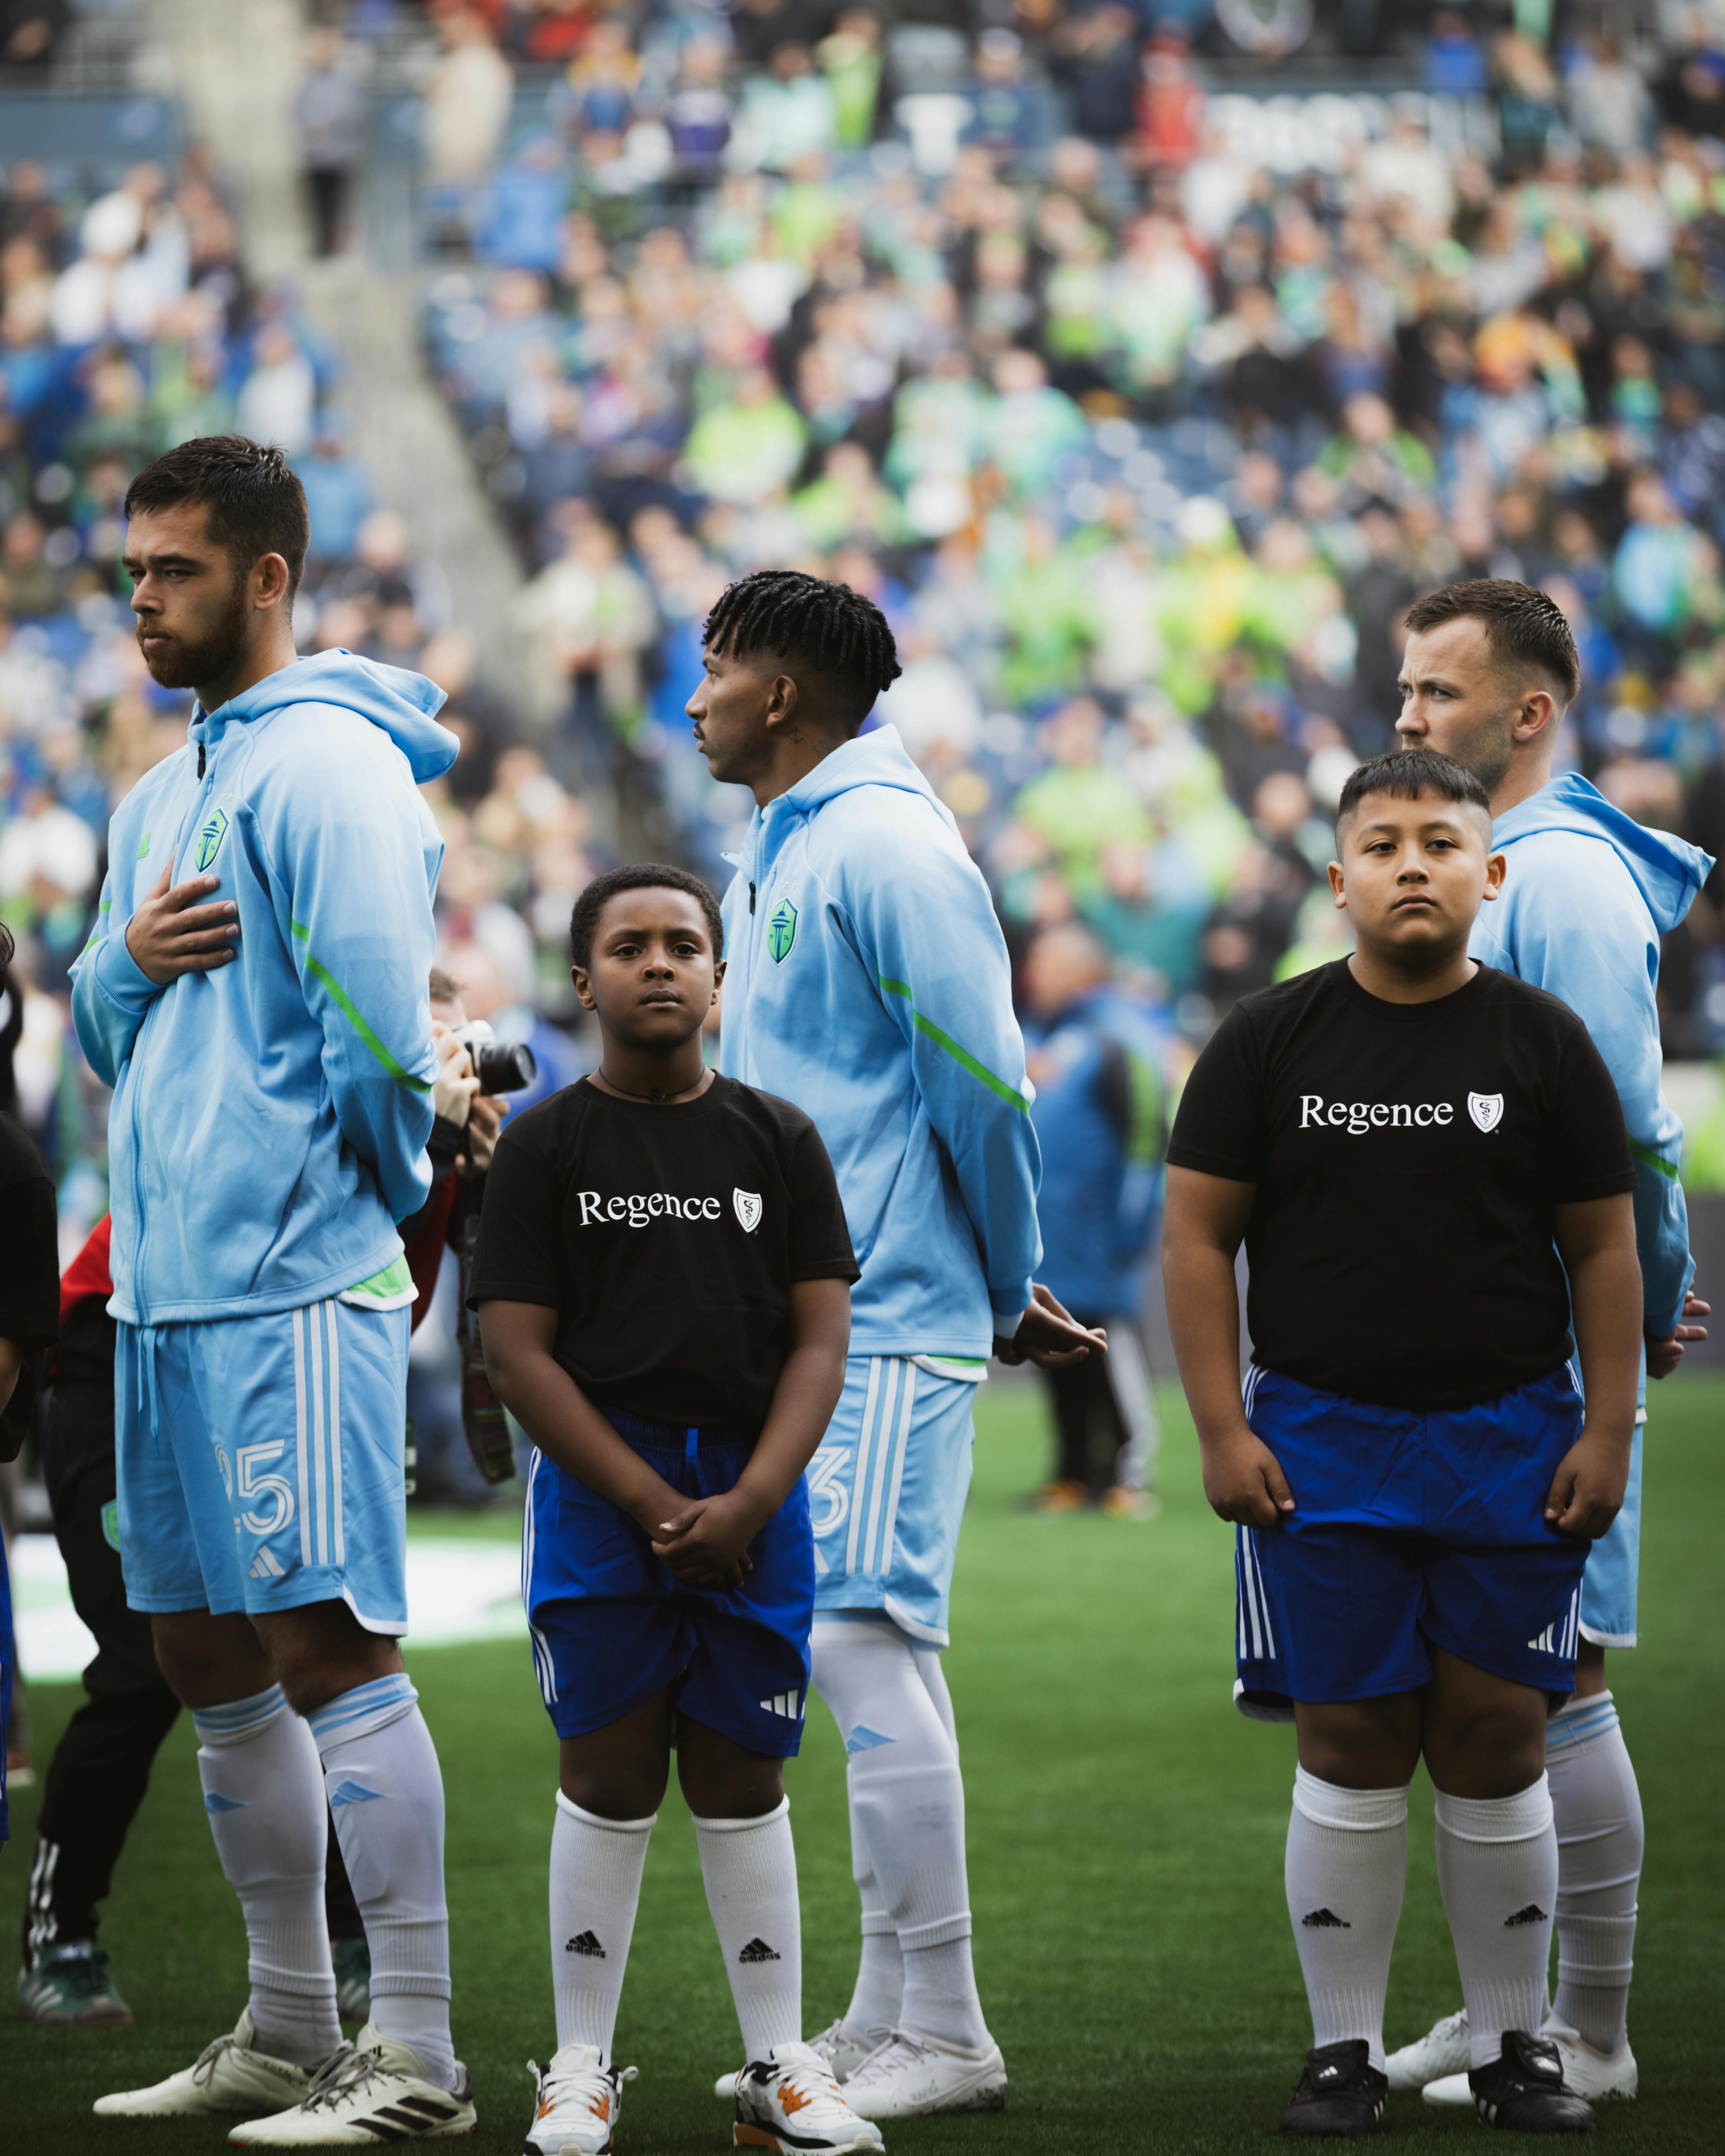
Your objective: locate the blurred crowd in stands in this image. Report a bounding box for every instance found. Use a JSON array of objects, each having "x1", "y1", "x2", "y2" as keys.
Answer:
[{"x1": 10, "y1": 0, "x2": 1725, "y2": 1275}]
